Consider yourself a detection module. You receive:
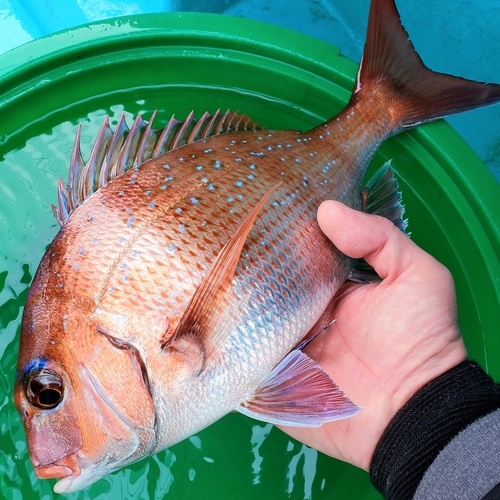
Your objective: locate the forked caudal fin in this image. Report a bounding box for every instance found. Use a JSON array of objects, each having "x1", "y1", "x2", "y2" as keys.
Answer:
[{"x1": 355, "y1": 0, "x2": 500, "y2": 129}]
